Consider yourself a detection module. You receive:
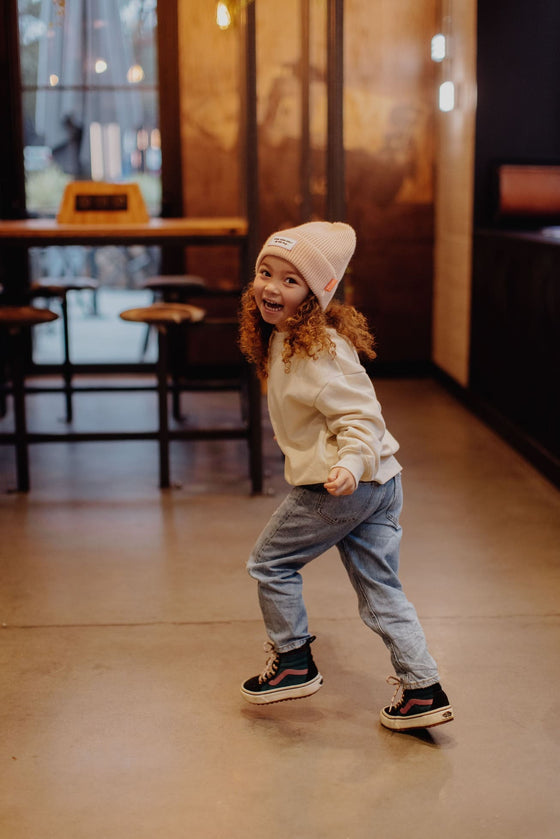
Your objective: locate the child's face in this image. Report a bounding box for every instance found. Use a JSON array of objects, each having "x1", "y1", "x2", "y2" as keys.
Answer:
[{"x1": 254, "y1": 255, "x2": 310, "y2": 329}]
